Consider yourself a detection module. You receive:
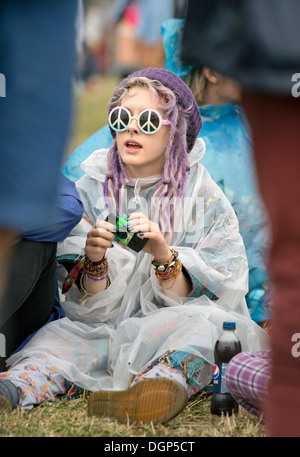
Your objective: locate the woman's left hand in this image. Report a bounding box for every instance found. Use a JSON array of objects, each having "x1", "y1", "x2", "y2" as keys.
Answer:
[{"x1": 127, "y1": 212, "x2": 171, "y2": 264}]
